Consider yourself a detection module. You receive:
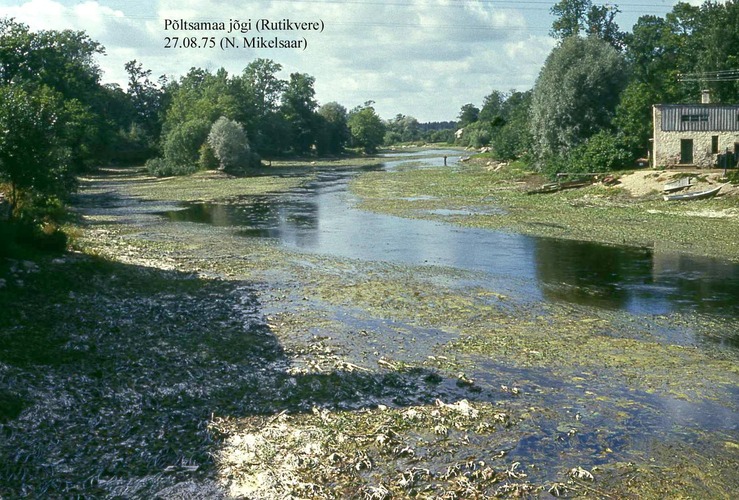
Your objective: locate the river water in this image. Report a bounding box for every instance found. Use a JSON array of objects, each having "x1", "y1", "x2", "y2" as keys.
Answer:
[
  {"x1": 155, "y1": 152, "x2": 739, "y2": 485},
  {"x1": 164, "y1": 151, "x2": 739, "y2": 339}
]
